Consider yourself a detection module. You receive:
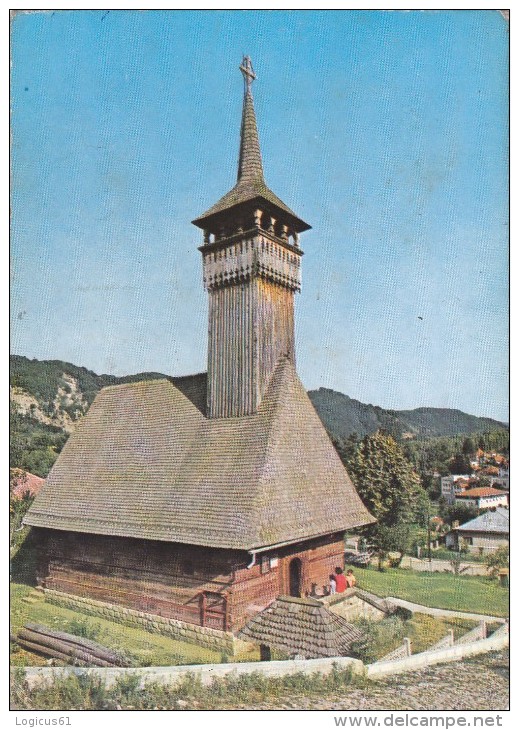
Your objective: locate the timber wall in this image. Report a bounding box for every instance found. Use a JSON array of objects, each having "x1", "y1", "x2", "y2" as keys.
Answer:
[
  {"x1": 38, "y1": 531, "x2": 238, "y2": 632},
  {"x1": 36, "y1": 530, "x2": 345, "y2": 633},
  {"x1": 207, "y1": 277, "x2": 295, "y2": 418},
  {"x1": 228, "y1": 535, "x2": 345, "y2": 630}
]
